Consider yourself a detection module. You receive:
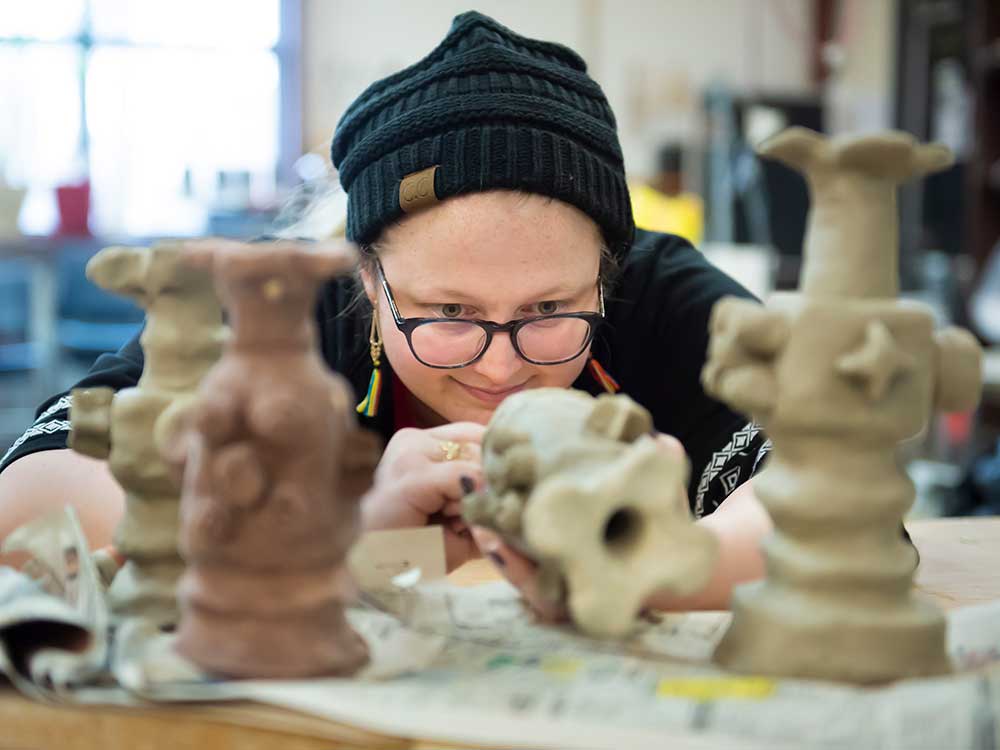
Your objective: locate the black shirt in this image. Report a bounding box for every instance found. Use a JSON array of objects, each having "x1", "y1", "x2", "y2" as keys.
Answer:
[{"x1": 0, "y1": 229, "x2": 770, "y2": 517}]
